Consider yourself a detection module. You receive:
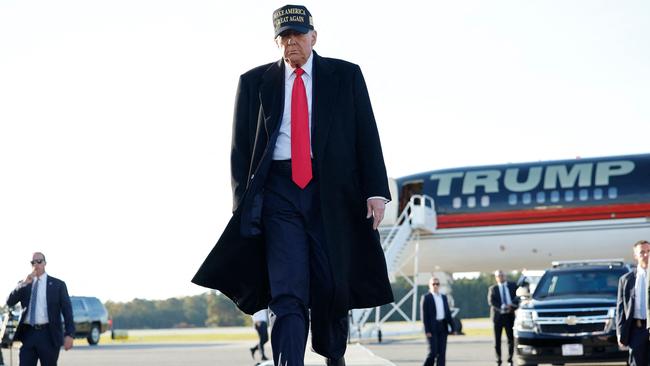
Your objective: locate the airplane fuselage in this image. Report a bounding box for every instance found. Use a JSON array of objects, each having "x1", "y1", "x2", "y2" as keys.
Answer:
[{"x1": 384, "y1": 154, "x2": 650, "y2": 273}]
